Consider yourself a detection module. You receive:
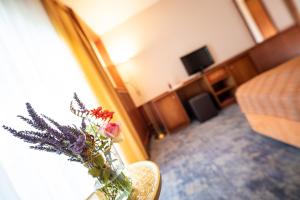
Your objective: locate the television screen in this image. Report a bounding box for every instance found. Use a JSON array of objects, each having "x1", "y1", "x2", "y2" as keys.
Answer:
[{"x1": 180, "y1": 46, "x2": 214, "y2": 75}]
